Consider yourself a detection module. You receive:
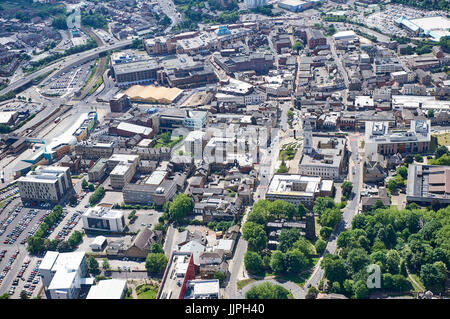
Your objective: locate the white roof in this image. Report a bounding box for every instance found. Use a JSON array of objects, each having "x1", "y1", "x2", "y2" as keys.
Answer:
[
  {"x1": 117, "y1": 122, "x2": 152, "y2": 135},
  {"x1": 86, "y1": 279, "x2": 127, "y2": 299},
  {"x1": 216, "y1": 239, "x2": 233, "y2": 251},
  {"x1": 48, "y1": 270, "x2": 77, "y2": 290},
  {"x1": 39, "y1": 251, "x2": 59, "y2": 271},
  {"x1": 191, "y1": 279, "x2": 220, "y2": 296},
  {"x1": 333, "y1": 30, "x2": 357, "y2": 39},
  {"x1": 0, "y1": 111, "x2": 17, "y2": 124},
  {"x1": 91, "y1": 236, "x2": 107, "y2": 247}
]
